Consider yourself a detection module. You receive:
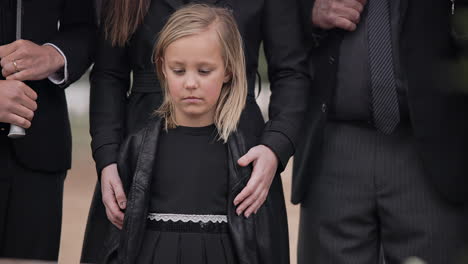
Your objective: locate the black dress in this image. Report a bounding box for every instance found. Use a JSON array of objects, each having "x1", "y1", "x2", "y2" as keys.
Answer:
[{"x1": 136, "y1": 125, "x2": 238, "y2": 264}]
